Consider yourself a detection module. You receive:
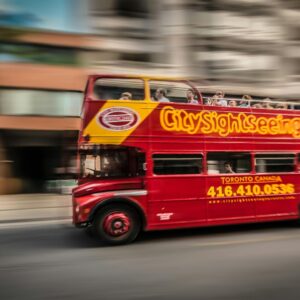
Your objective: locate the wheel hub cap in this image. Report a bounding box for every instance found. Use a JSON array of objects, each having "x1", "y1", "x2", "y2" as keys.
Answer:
[{"x1": 103, "y1": 213, "x2": 130, "y2": 237}]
